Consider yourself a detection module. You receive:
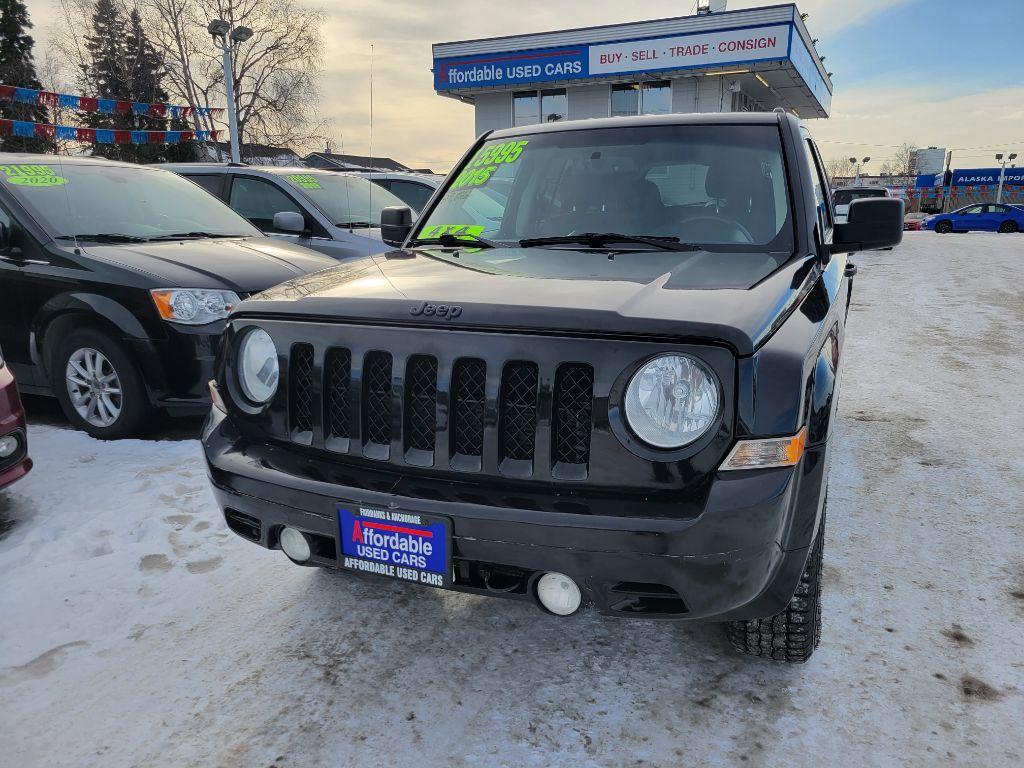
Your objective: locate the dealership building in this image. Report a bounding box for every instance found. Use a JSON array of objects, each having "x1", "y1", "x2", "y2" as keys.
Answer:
[{"x1": 432, "y1": 3, "x2": 832, "y2": 136}]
